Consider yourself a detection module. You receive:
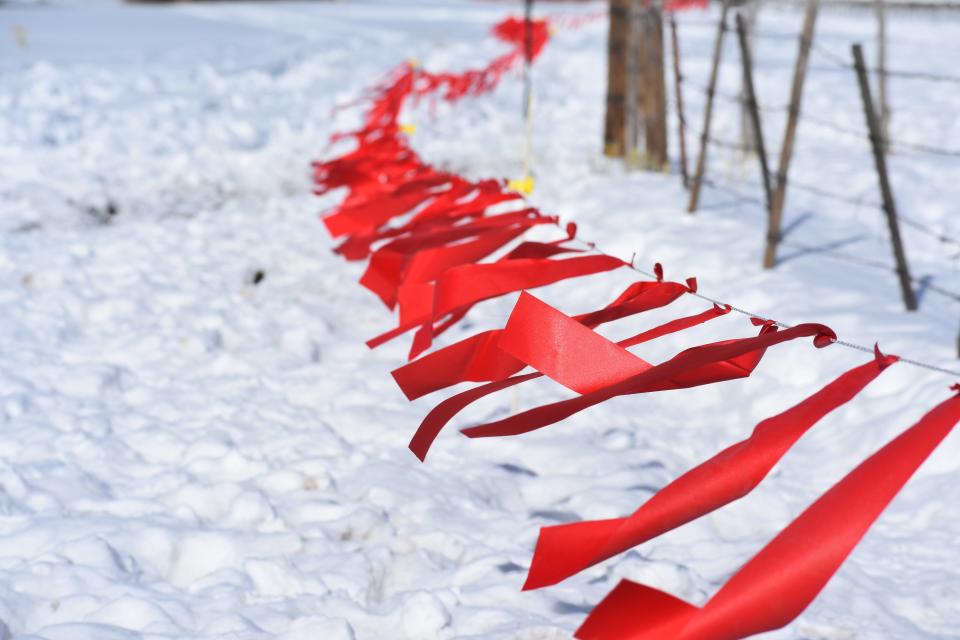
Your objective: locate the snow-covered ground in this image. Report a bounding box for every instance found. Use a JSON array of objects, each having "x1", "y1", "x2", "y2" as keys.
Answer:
[{"x1": 1, "y1": 1, "x2": 959, "y2": 639}]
